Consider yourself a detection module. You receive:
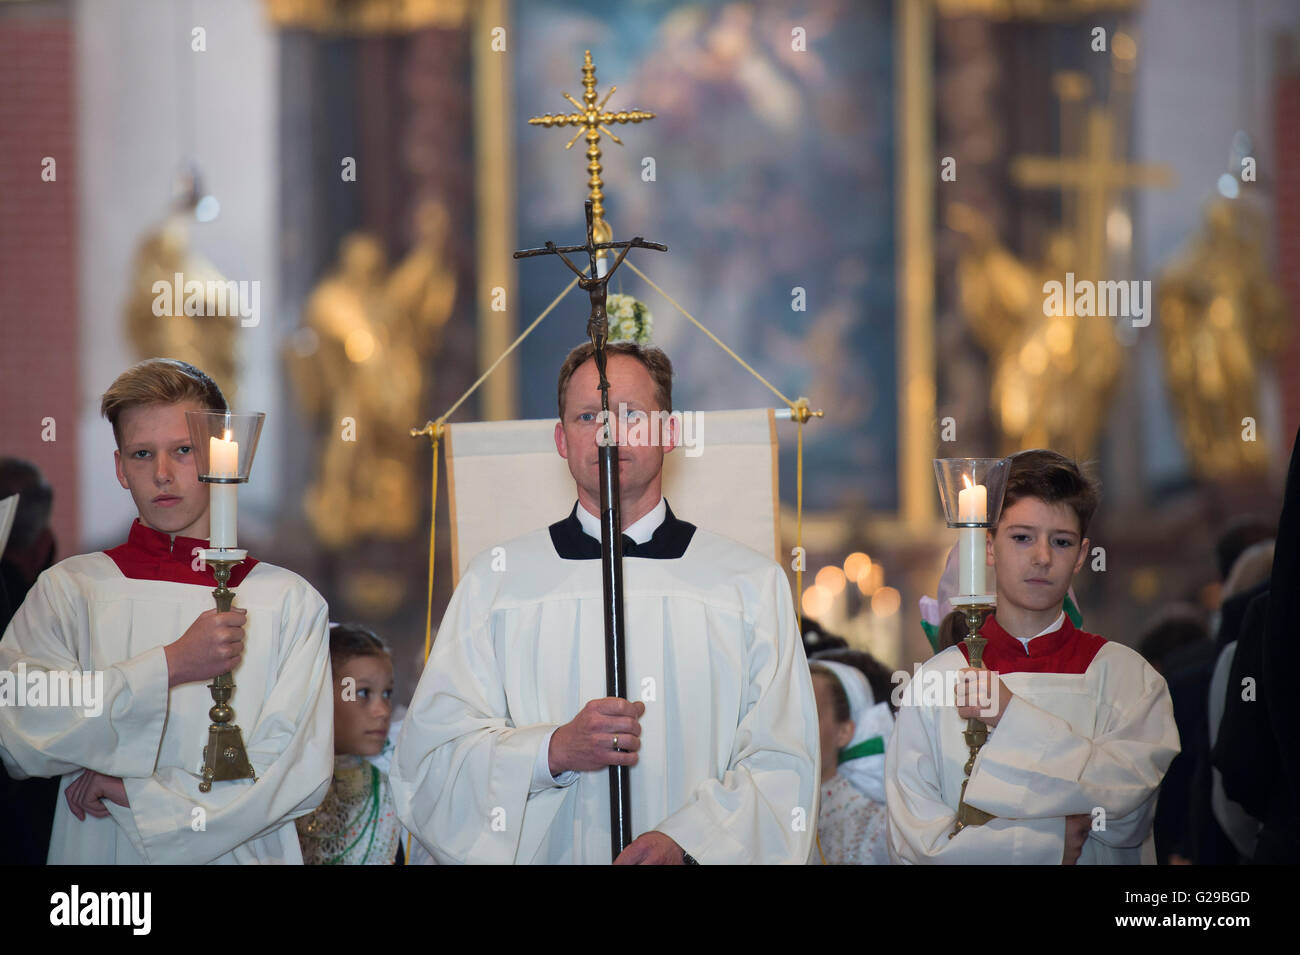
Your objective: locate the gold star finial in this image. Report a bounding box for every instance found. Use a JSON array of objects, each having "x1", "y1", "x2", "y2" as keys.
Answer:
[{"x1": 528, "y1": 50, "x2": 654, "y2": 246}]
